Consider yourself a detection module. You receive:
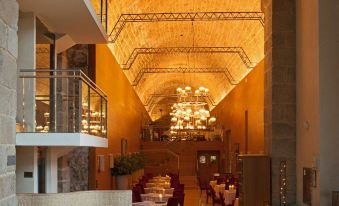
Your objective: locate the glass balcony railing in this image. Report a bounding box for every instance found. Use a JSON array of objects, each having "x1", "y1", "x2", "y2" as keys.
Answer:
[{"x1": 17, "y1": 69, "x2": 107, "y2": 138}]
